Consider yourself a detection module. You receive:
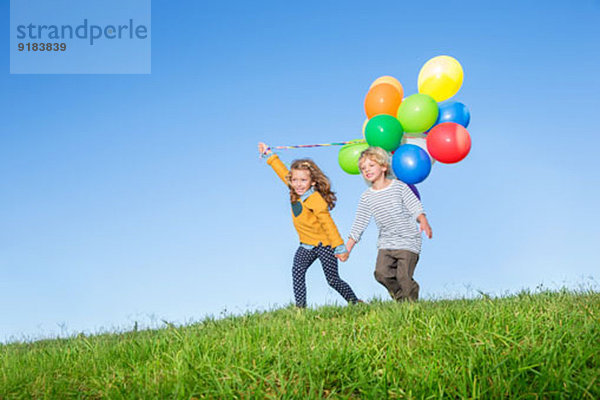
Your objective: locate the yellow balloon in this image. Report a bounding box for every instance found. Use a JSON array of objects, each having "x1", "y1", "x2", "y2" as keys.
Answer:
[
  {"x1": 369, "y1": 76, "x2": 404, "y2": 95},
  {"x1": 418, "y1": 56, "x2": 464, "y2": 102},
  {"x1": 362, "y1": 118, "x2": 368, "y2": 139}
]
